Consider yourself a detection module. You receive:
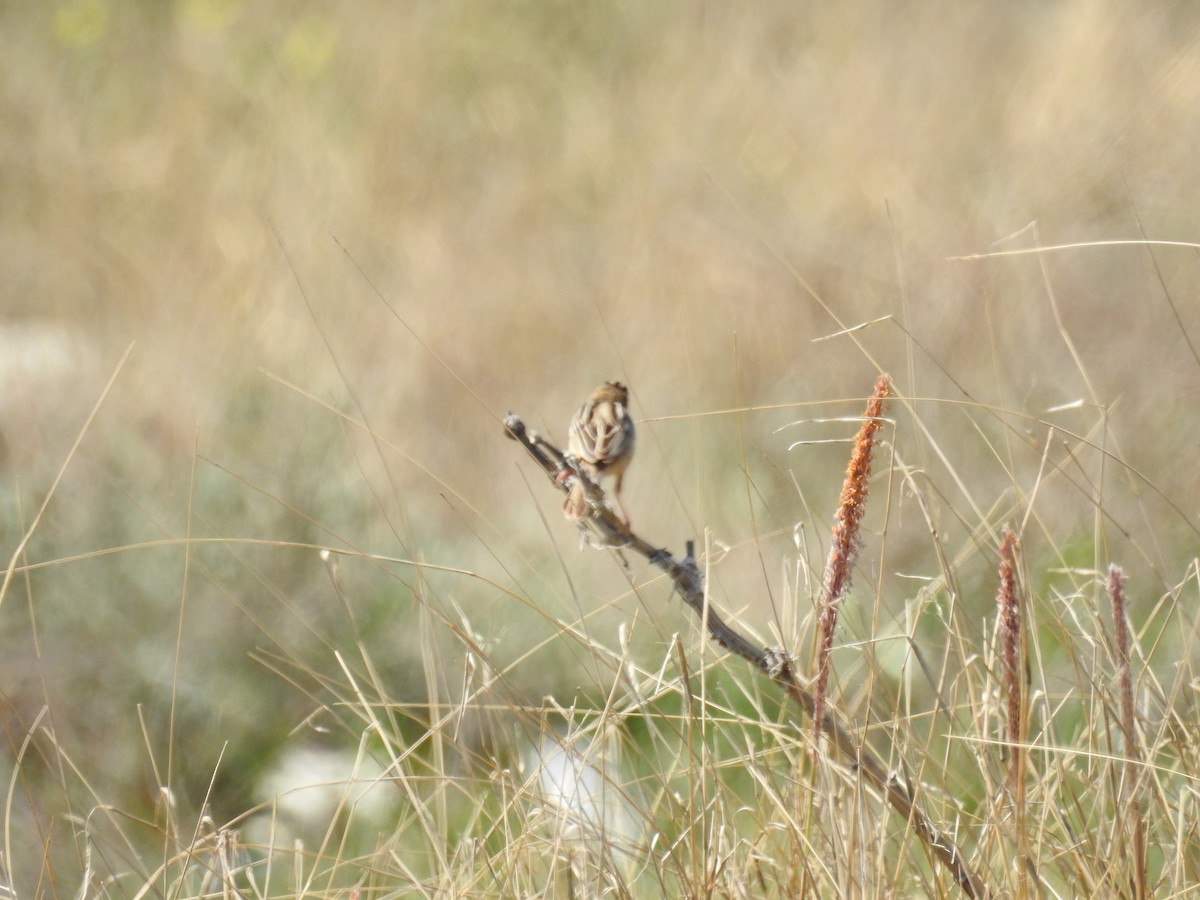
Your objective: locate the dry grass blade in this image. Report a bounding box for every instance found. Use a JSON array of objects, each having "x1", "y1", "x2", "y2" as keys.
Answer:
[
  {"x1": 0, "y1": 343, "x2": 133, "y2": 613},
  {"x1": 1109, "y1": 564, "x2": 1147, "y2": 899}
]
